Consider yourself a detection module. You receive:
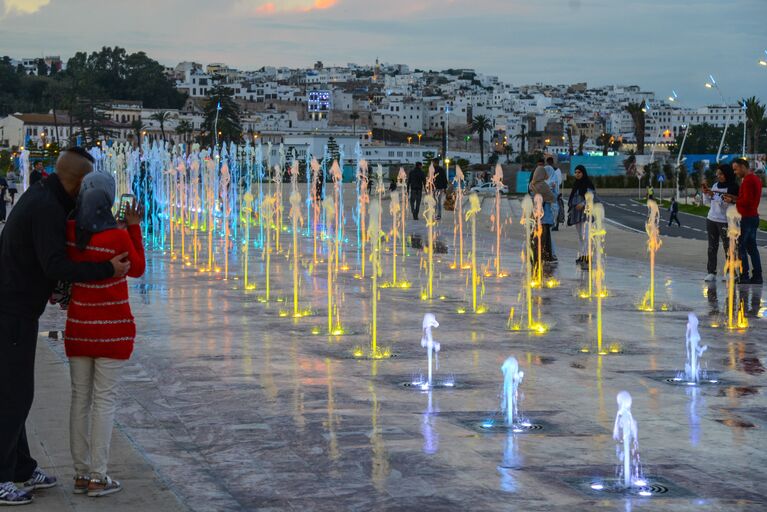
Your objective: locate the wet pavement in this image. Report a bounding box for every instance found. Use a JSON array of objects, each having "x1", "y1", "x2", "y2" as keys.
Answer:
[{"x1": 39, "y1": 194, "x2": 767, "y2": 511}]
